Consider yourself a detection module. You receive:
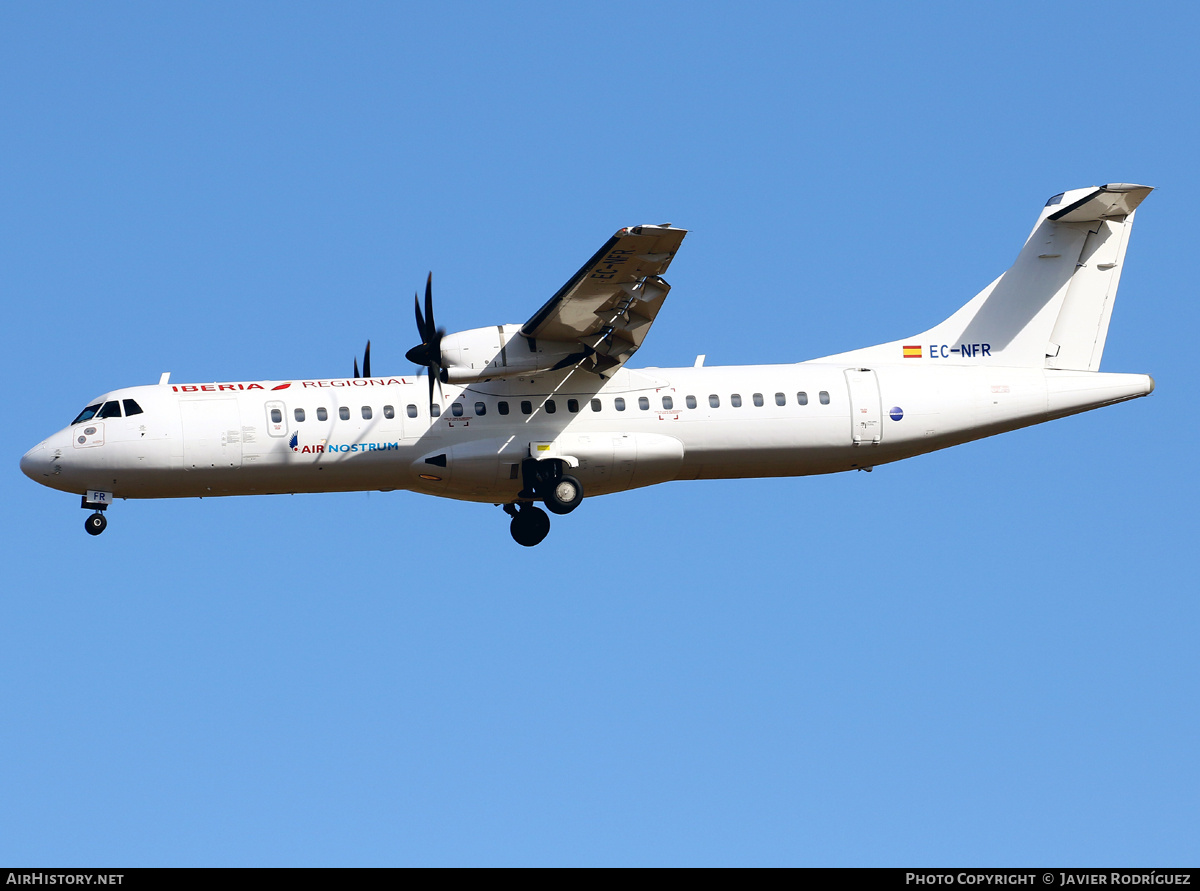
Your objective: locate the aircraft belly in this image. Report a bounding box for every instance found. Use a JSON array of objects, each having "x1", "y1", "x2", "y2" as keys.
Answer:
[
  {"x1": 406, "y1": 431, "x2": 688, "y2": 501},
  {"x1": 676, "y1": 415, "x2": 850, "y2": 479}
]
